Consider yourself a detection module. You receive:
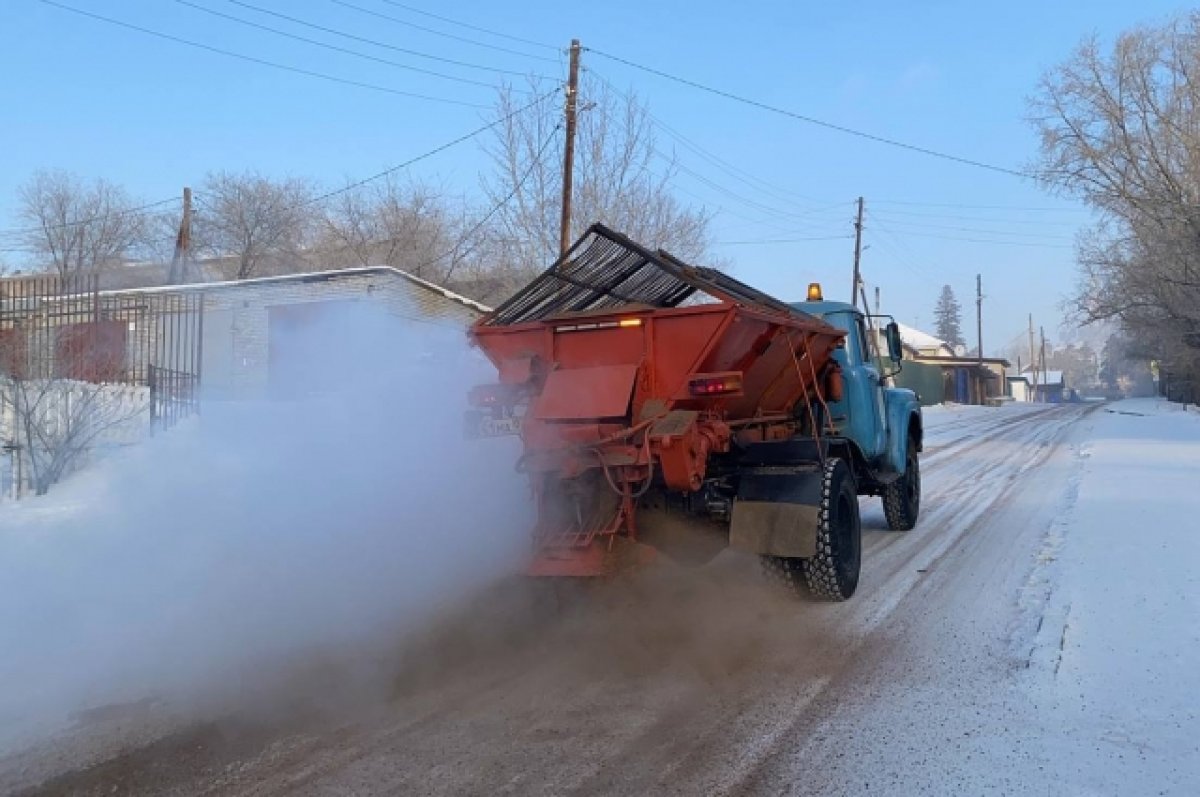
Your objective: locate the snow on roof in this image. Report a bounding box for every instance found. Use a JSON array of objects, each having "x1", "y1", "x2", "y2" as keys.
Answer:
[
  {"x1": 94, "y1": 266, "x2": 492, "y2": 315},
  {"x1": 896, "y1": 322, "x2": 951, "y2": 352},
  {"x1": 1022, "y1": 369, "x2": 1064, "y2": 386}
]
